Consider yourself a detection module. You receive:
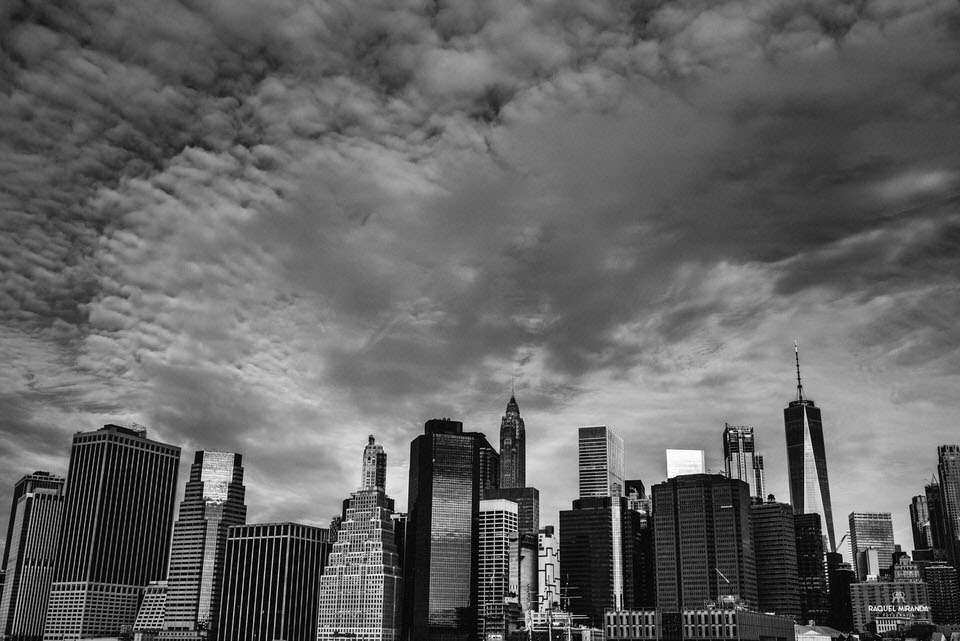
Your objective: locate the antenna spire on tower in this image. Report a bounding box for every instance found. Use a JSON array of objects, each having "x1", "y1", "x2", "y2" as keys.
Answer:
[{"x1": 795, "y1": 339, "x2": 804, "y2": 402}]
